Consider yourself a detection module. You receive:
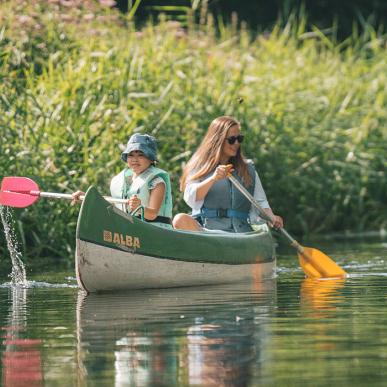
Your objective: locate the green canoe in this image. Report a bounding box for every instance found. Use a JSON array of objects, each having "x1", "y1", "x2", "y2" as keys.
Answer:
[{"x1": 75, "y1": 187, "x2": 276, "y2": 292}]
